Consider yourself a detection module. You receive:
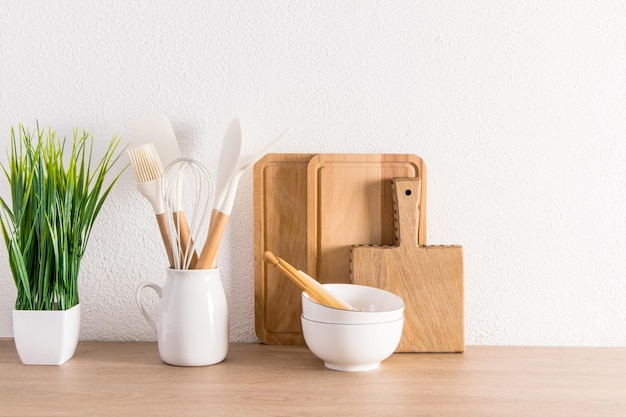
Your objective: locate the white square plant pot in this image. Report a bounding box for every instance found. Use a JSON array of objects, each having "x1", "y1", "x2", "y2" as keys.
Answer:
[{"x1": 12, "y1": 304, "x2": 81, "y2": 365}]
